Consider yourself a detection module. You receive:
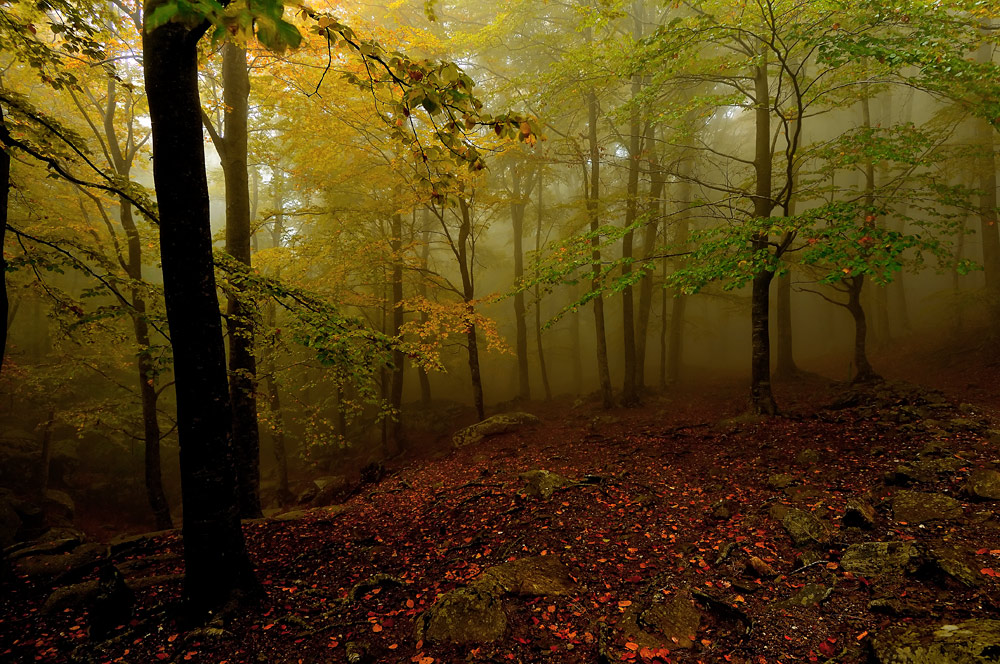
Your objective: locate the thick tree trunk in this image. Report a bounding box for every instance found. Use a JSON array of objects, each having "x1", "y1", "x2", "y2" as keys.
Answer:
[
  {"x1": 0, "y1": 102, "x2": 9, "y2": 376},
  {"x1": 773, "y1": 272, "x2": 797, "y2": 378},
  {"x1": 143, "y1": 14, "x2": 256, "y2": 618},
  {"x1": 511, "y1": 167, "x2": 530, "y2": 400},
  {"x1": 749, "y1": 58, "x2": 777, "y2": 416},
  {"x1": 457, "y1": 199, "x2": 485, "y2": 420},
  {"x1": 586, "y1": 90, "x2": 613, "y2": 408},
  {"x1": 389, "y1": 213, "x2": 405, "y2": 451},
  {"x1": 846, "y1": 277, "x2": 878, "y2": 382},
  {"x1": 215, "y1": 43, "x2": 262, "y2": 518},
  {"x1": 534, "y1": 173, "x2": 552, "y2": 400}
]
